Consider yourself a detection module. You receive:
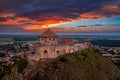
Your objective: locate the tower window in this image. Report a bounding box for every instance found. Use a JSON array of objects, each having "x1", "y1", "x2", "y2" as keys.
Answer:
[
  {"x1": 56, "y1": 51, "x2": 59, "y2": 56},
  {"x1": 56, "y1": 51, "x2": 59, "y2": 53},
  {"x1": 44, "y1": 50, "x2": 47, "y2": 54}
]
